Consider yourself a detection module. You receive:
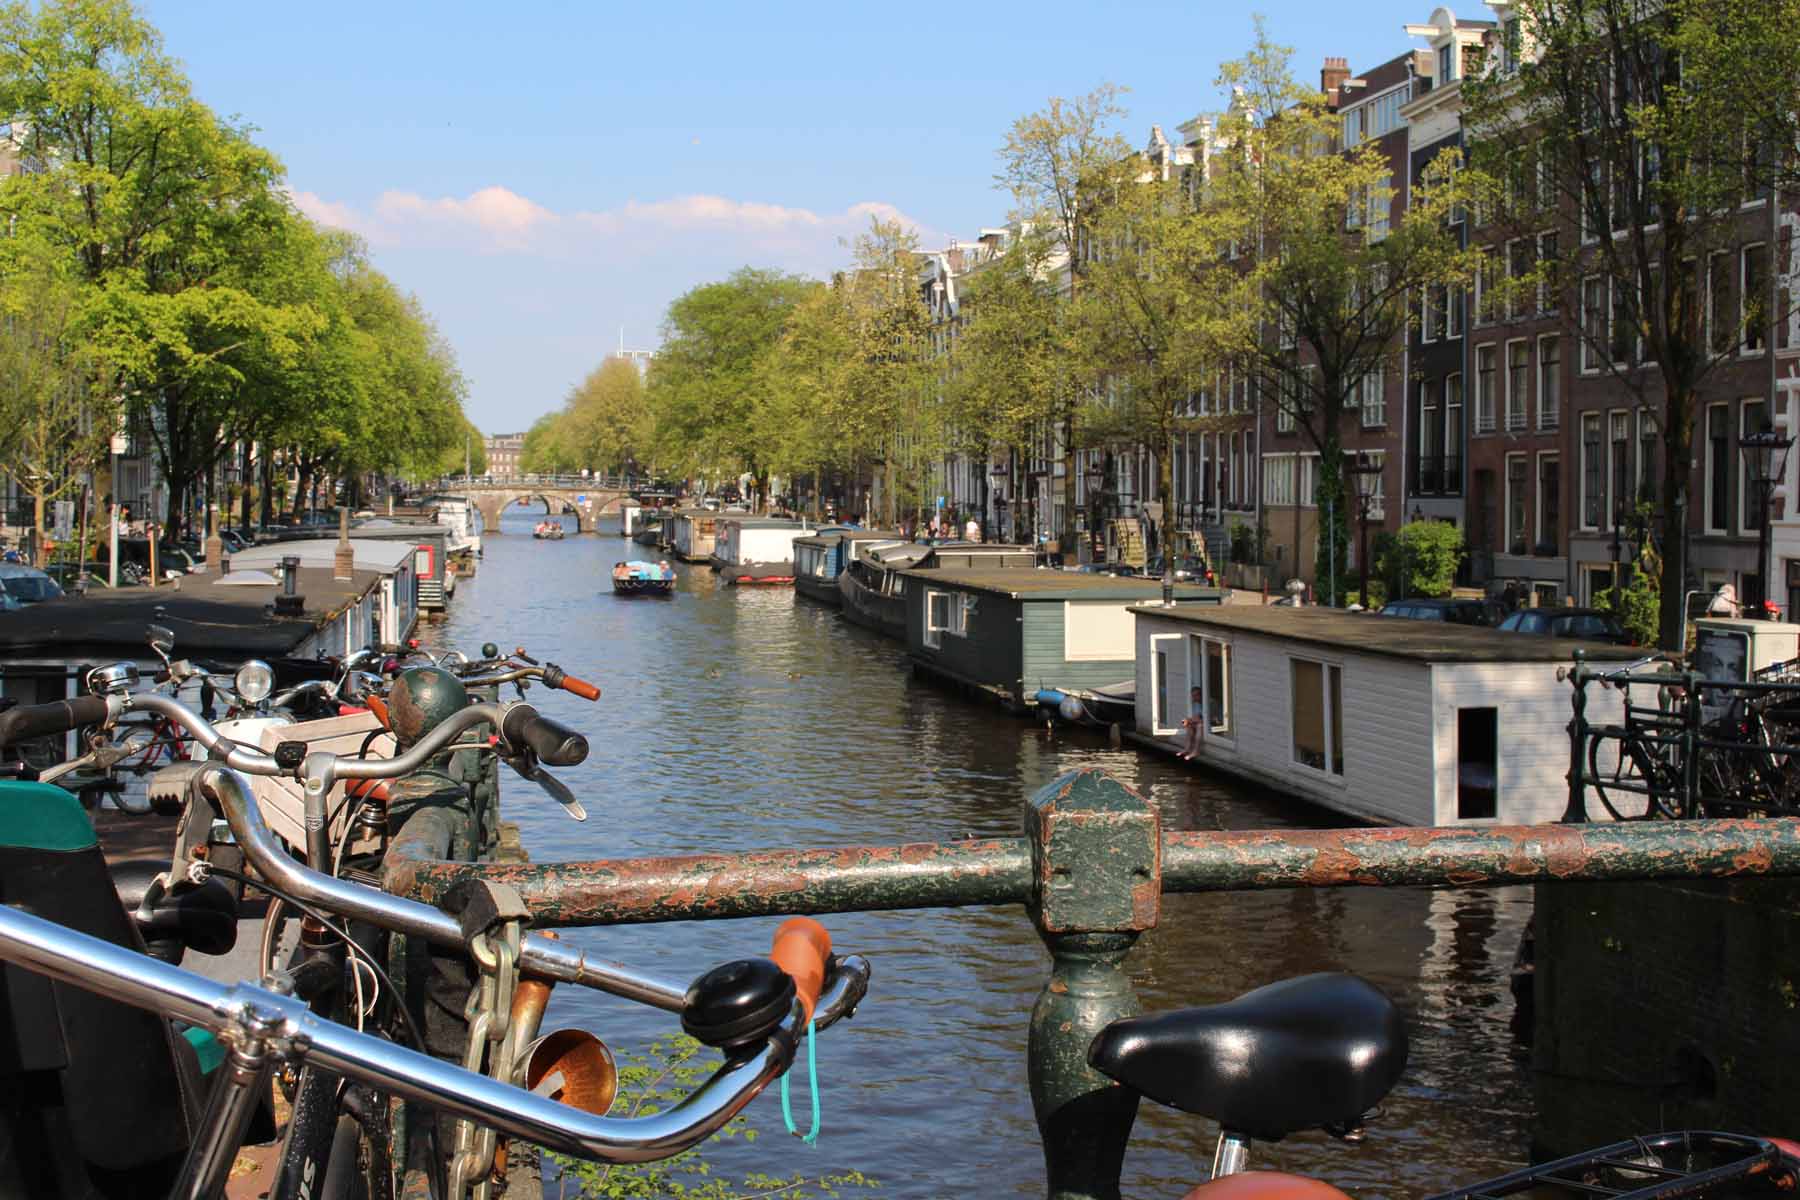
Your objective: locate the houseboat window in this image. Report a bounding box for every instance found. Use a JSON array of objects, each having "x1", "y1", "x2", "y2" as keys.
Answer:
[
  {"x1": 925, "y1": 591, "x2": 952, "y2": 648},
  {"x1": 1156, "y1": 645, "x2": 1173, "y2": 732},
  {"x1": 1290, "y1": 659, "x2": 1343, "y2": 775},
  {"x1": 1196, "y1": 637, "x2": 1232, "y2": 736},
  {"x1": 1457, "y1": 707, "x2": 1498, "y2": 819}
]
